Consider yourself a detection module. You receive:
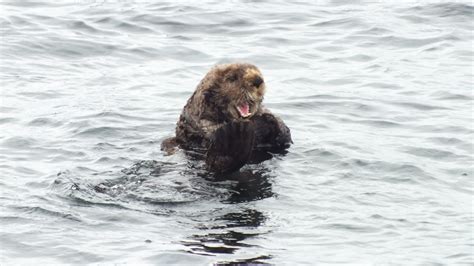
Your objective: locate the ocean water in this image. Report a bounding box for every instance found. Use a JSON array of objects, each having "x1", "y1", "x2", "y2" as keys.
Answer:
[{"x1": 0, "y1": 1, "x2": 473, "y2": 265}]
